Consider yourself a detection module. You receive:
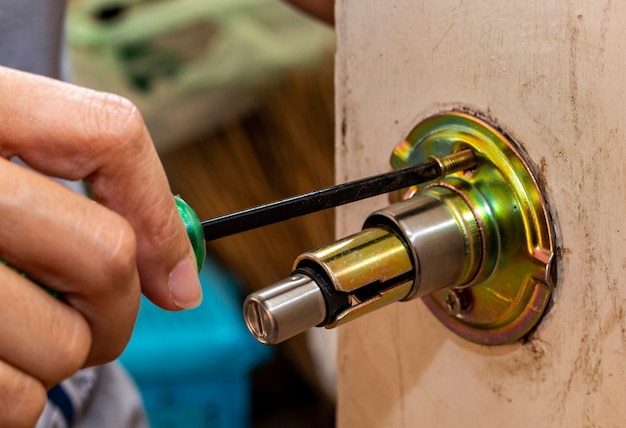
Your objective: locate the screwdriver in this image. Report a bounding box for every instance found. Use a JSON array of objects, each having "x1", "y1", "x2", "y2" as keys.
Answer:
[
  {"x1": 200, "y1": 149, "x2": 476, "y2": 242},
  {"x1": 18, "y1": 150, "x2": 475, "y2": 297}
]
